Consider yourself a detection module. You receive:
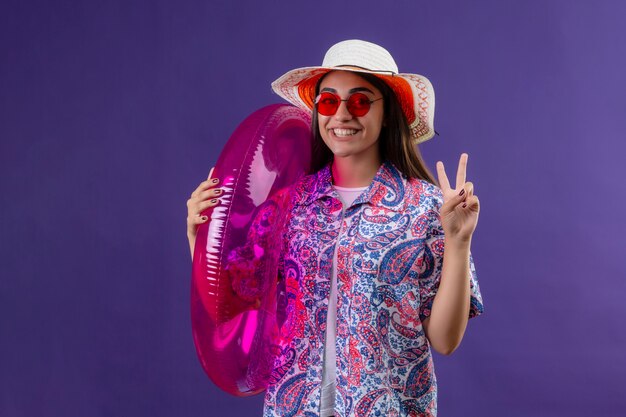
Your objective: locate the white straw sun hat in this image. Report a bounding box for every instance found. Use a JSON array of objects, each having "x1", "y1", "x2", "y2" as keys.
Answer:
[{"x1": 271, "y1": 39, "x2": 436, "y2": 144}]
